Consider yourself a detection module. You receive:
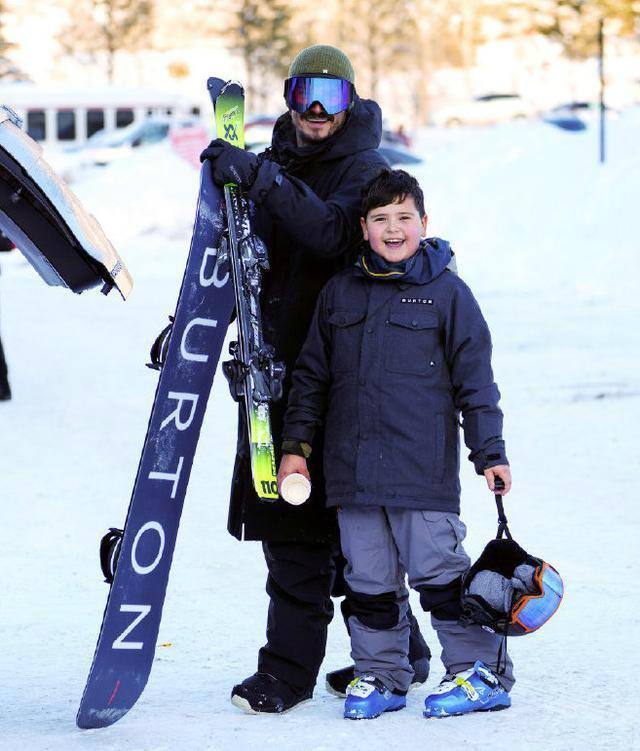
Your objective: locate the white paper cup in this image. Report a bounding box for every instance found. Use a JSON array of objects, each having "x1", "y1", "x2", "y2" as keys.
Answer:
[{"x1": 281, "y1": 473, "x2": 311, "y2": 505}]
